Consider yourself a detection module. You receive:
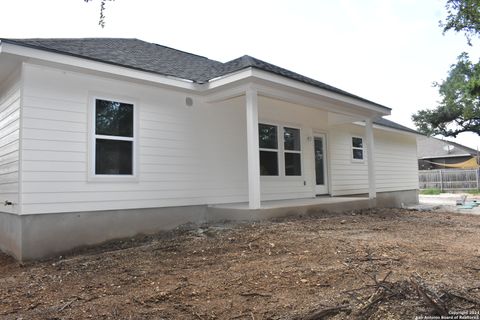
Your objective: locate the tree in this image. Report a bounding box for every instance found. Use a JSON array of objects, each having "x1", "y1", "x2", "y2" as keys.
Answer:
[
  {"x1": 413, "y1": 53, "x2": 480, "y2": 137},
  {"x1": 84, "y1": 0, "x2": 113, "y2": 28},
  {"x1": 442, "y1": 0, "x2": 480, "y2": 45},
  {"x1": 412, "y1": 0, "x2": 480, "y2": 137}
]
